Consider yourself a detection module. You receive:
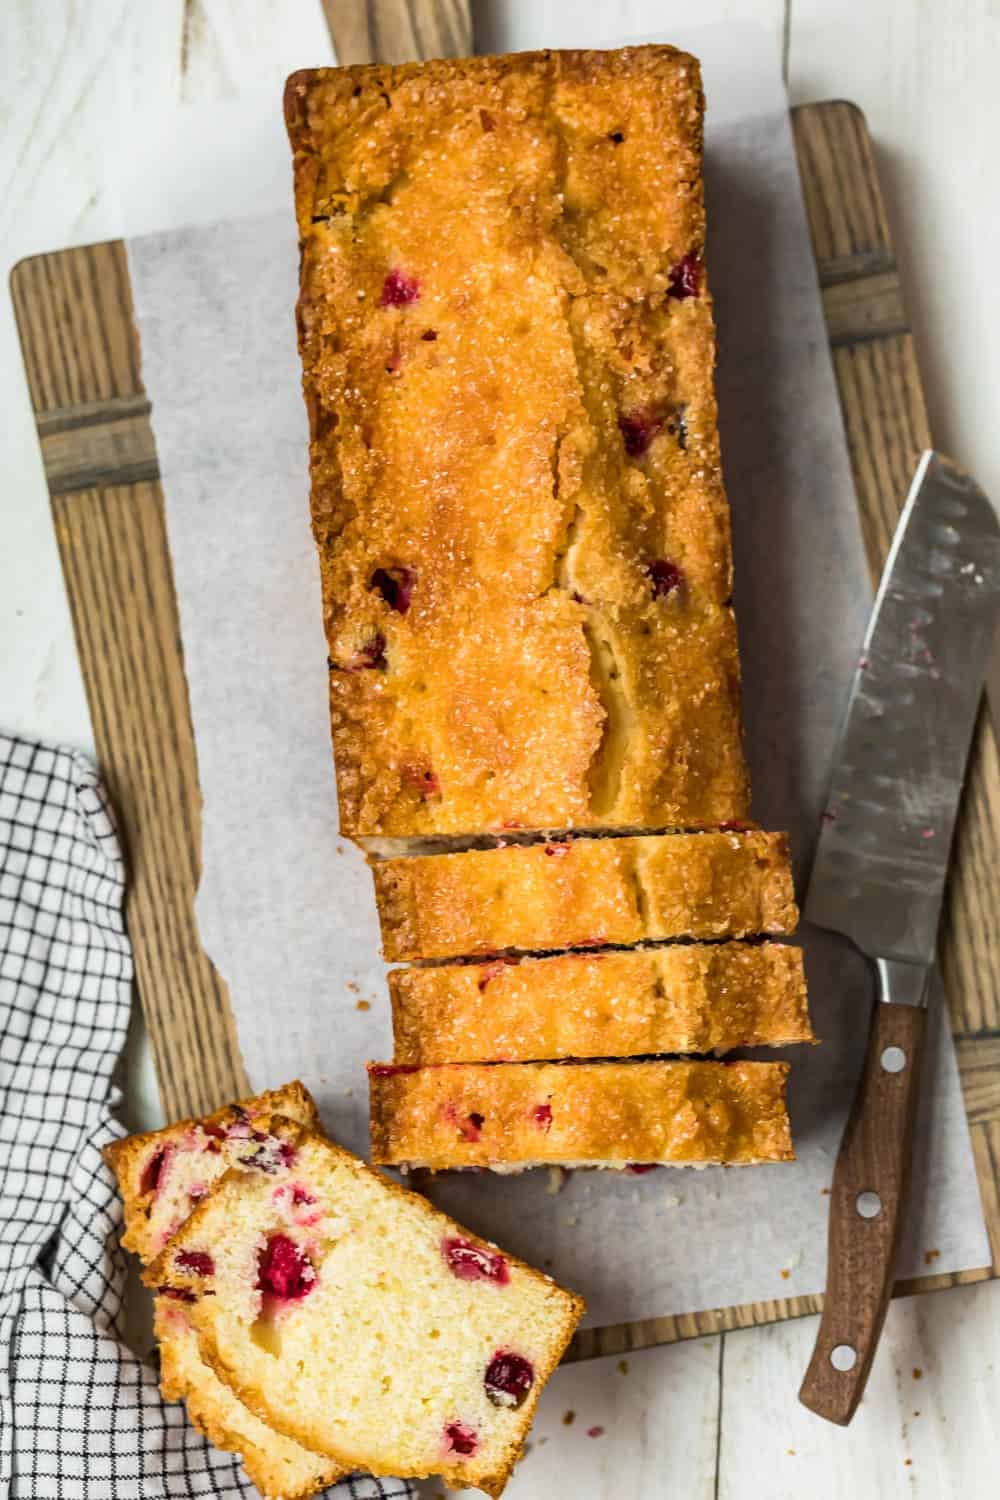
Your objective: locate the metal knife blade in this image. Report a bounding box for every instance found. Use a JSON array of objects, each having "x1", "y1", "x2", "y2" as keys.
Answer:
[{"x1": 806, "y1": 450, "x2": 1000, "y2": 967}]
